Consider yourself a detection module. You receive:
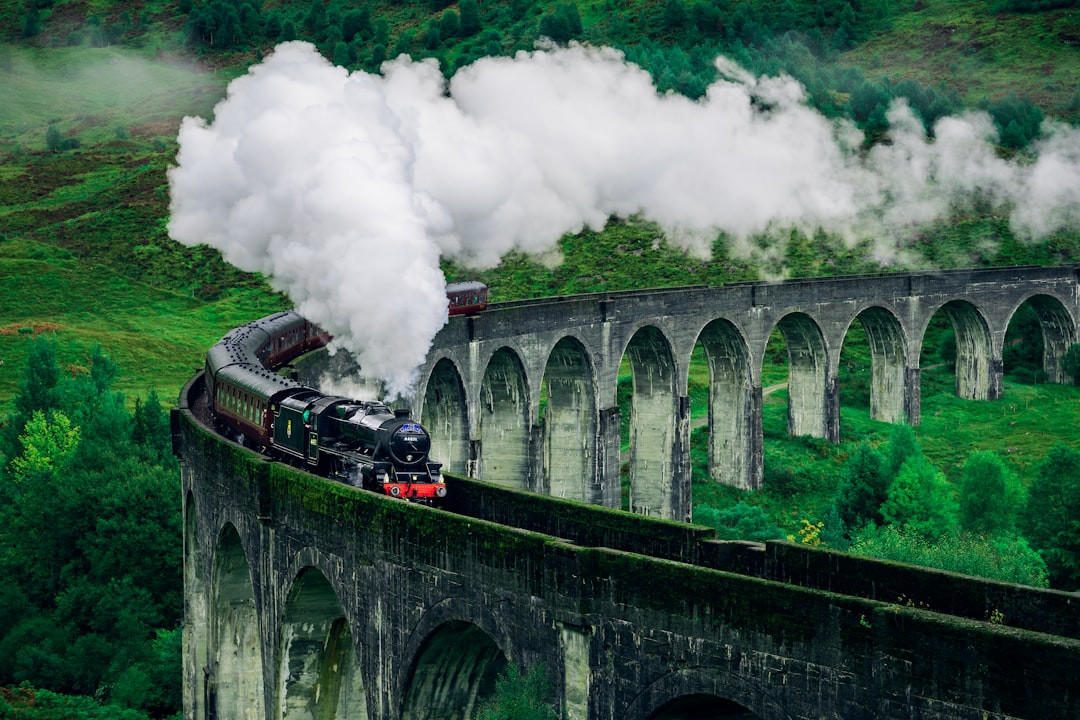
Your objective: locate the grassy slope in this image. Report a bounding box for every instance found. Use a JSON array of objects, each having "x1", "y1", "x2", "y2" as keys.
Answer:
[
  {"x1": 846, "y1": 0, "x2": 1080, "y2": 118},
  {"x1": 0, "y1": 38, "x2": 286, "y2": 413}
]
